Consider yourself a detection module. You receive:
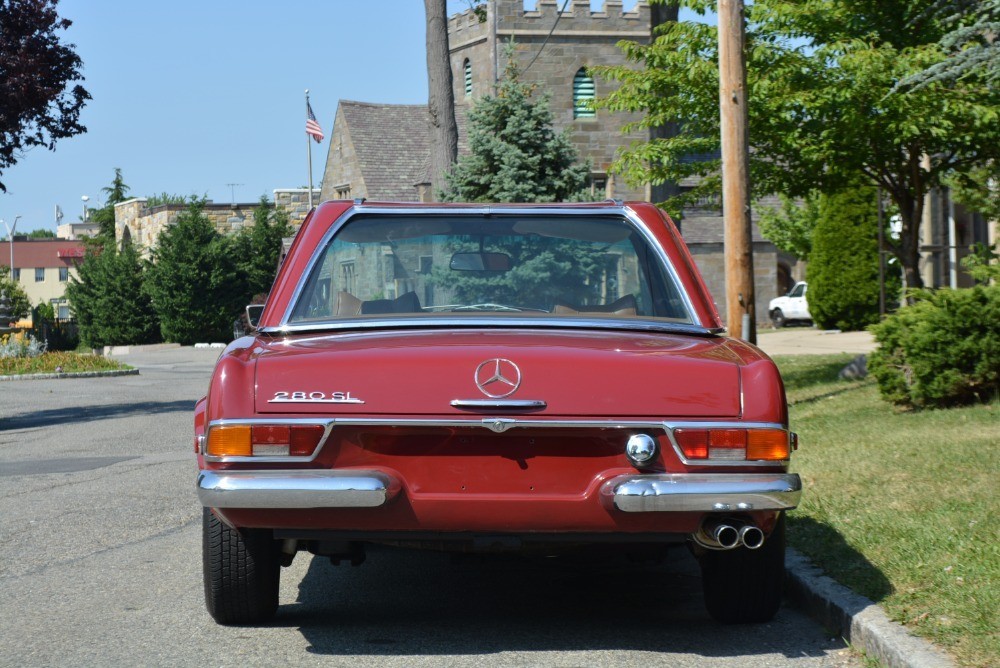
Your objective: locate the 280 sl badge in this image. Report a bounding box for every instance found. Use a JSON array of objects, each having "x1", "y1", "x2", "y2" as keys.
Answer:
[{"x1": 268, "y1": 391, "x2": 365, "y2": 404}]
